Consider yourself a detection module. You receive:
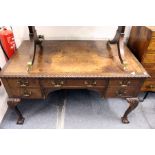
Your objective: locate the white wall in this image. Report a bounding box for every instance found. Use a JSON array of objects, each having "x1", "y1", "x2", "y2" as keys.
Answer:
[
  {"x1": 0, "y1": 49, "x2": 6, "y2": 68},
  {"x1": 36, "y1": 26, "x2": 131, "y2": 41},
  {"x1": 0, "y1": 45, "x2": 8, "y2": 123},
  {"x1": 12, "y1": 26, "x2": 131, "y2": 47}
]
